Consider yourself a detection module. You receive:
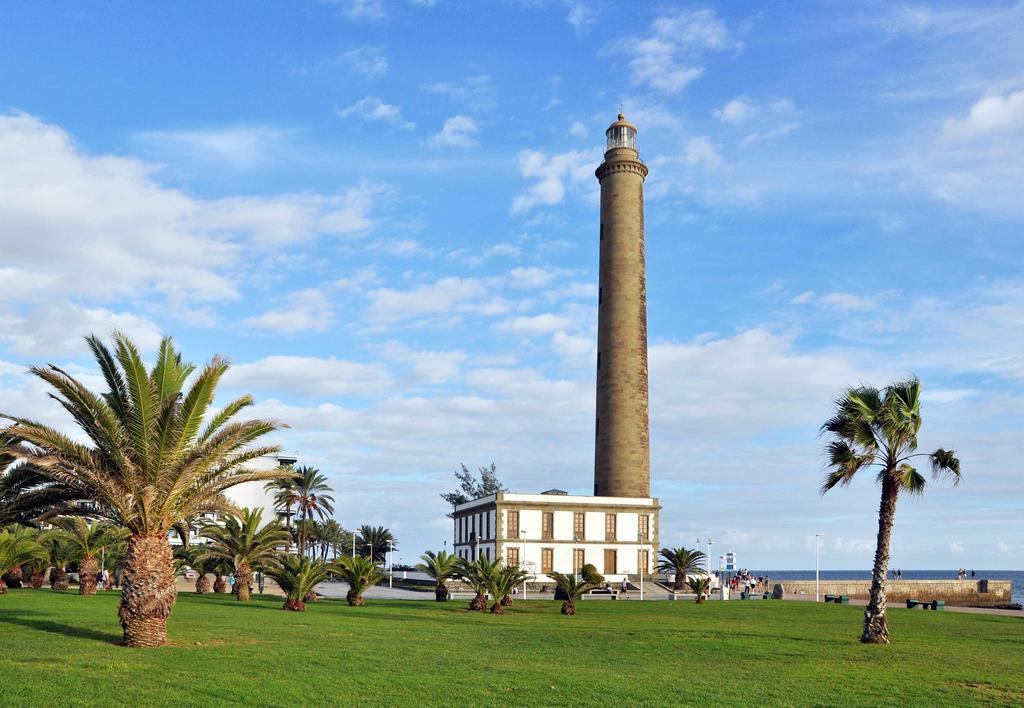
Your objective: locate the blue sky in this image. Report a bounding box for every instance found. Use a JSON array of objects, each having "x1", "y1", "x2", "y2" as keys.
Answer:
[{"x1": 1, "y1": 1, "x2": 1022, "y2": 569}]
